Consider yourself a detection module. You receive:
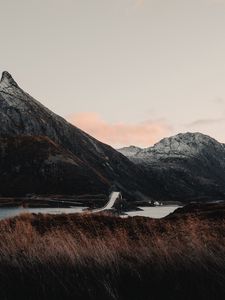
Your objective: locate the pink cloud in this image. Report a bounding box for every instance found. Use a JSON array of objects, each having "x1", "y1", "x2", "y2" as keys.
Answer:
[{"x1": 66, "y1": 112, "x2": 171, "y2": 147}]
